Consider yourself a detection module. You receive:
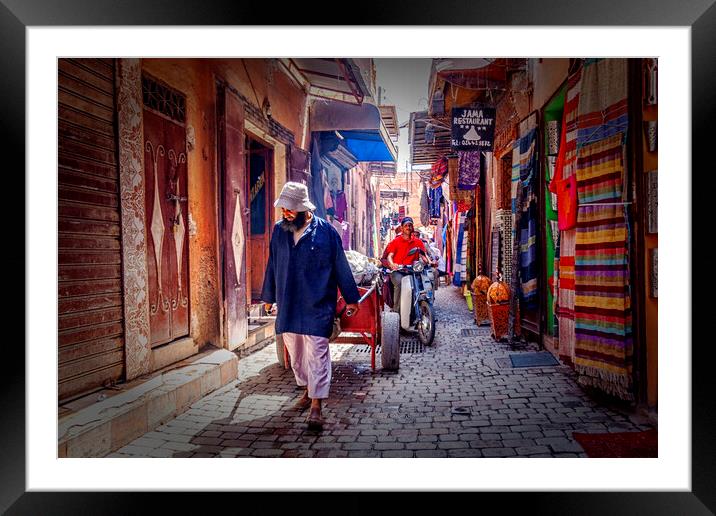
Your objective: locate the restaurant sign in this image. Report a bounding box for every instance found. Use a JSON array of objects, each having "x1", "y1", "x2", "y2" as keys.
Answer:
[{"x1": 451, "y1": 106, "x2": 495, "y2": 152}]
